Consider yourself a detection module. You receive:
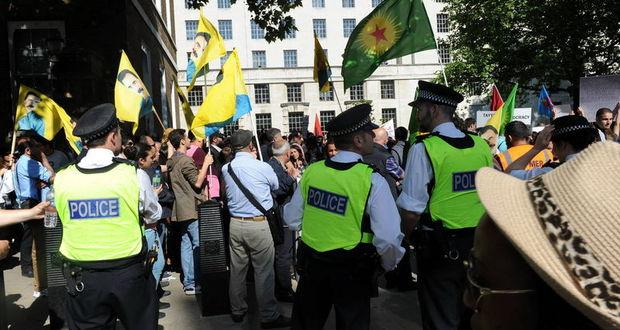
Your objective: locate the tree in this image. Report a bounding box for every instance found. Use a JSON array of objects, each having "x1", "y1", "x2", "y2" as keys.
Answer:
[
  {"x1": 185, "y1": 0, "x2": 301, "y2": 42},
  {"x1": 442, "y1": 0, "x2": 620, "y2": 107}
]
